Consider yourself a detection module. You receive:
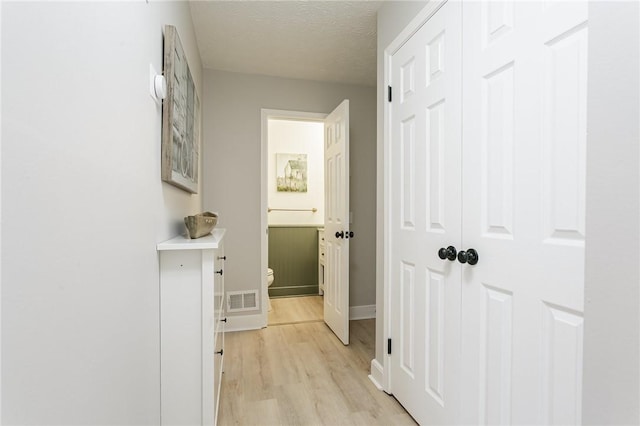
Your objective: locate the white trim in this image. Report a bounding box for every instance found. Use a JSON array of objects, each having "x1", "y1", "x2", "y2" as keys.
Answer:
[
  {"x1": 382, "y1": 0, "x2": 447, "y2": 395},
  {"x1": 0, "y1": 0, "x2": 3, "y2": 420},
  {"x1": 260, "y1": 108, "x2": 328, "y2": 328},
  {"x1": 368, "y1": 359, "x2": 385, "y2": 391},
  {"x1": 350, "y1": 304, "x2": 376, "y2": 320},
  {"x1": 260, "y1": 110, "x2": 269, "y2": 325},
  {"x1": 224, "y1": 314, "x2": 266, "y2": 333},
  {"x1": 386, "y1": 0, "x2": 447, "y2": 57}
]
